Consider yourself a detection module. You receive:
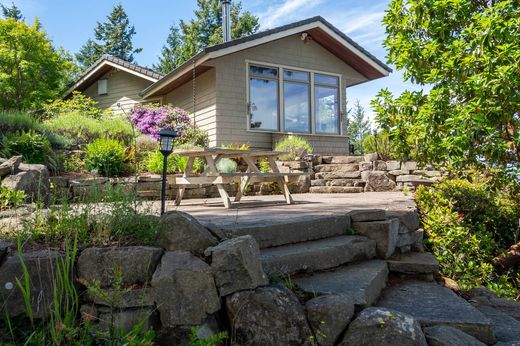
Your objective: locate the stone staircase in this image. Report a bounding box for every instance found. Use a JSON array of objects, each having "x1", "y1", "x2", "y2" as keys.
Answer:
[{"x1": 220, "y1": 208, "x2": 500, "y2": 344}]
